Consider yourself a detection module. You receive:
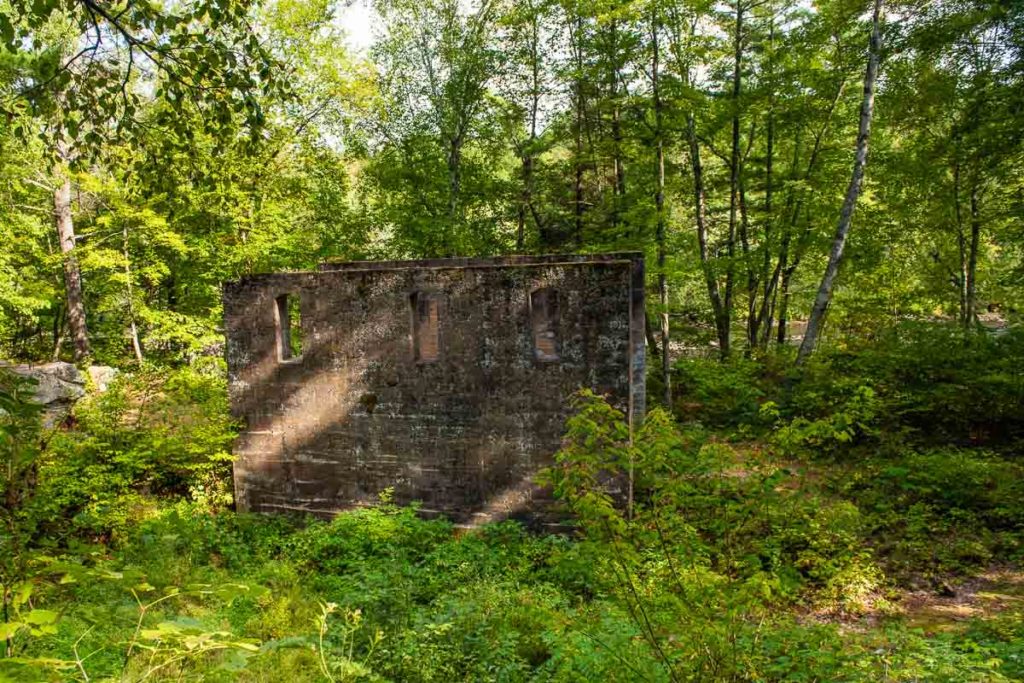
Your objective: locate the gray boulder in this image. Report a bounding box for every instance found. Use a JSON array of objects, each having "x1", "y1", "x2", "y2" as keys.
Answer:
[
  {"x1": 4, "y1": 362, "x2": 86, "y2": 426},
  {"x1": 2, "y1": 362, "x2": 117, "y2": 427}
]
